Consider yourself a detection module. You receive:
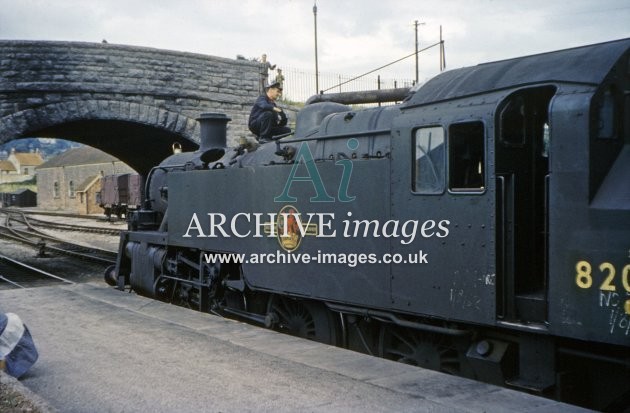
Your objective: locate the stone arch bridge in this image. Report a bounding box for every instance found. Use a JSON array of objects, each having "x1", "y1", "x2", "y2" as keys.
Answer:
[{"x1": 0, "y1": 40, "x2": 261, "y2": 175}]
